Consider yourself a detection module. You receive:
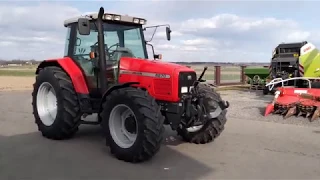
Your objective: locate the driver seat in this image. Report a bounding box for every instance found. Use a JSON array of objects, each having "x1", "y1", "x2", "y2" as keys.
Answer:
[
  {"x1": 112, "y1": 47, "x2": 135, "y2": 61},
  {"x1": 108, "y1": 47, "x2": 135, "y2": 83}
]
